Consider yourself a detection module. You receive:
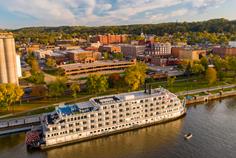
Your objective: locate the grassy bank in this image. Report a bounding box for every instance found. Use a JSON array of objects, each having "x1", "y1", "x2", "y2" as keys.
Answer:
[{"x1": 0, "y1": 75, "x2": 235, "y2": 119}]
